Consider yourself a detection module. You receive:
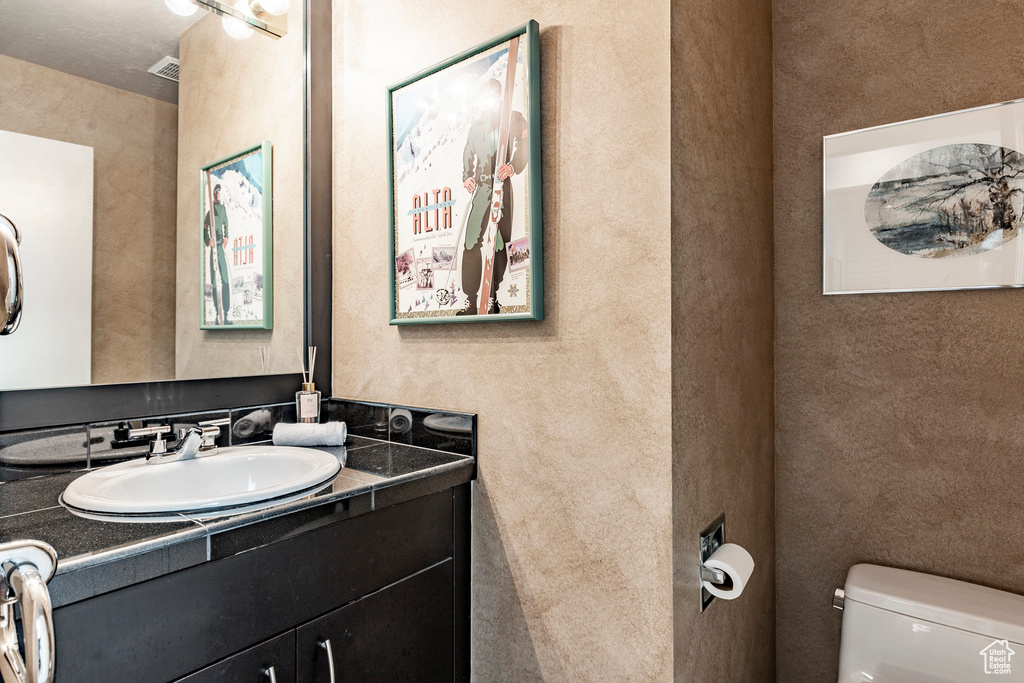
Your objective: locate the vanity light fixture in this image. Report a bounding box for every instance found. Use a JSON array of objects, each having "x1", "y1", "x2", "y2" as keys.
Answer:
[
  {"x1": 164, "y1": 0, "x2": 287, "y2": 39},
  {"x1": 251, "y1": 0, "x2": 291, "y2": 16},
  {"x1": 222, "y1": 0, "x2": 255, "y2": 40},
  {"x1": 164, "y1": 0, "x2": 199, "y2": 17}
]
